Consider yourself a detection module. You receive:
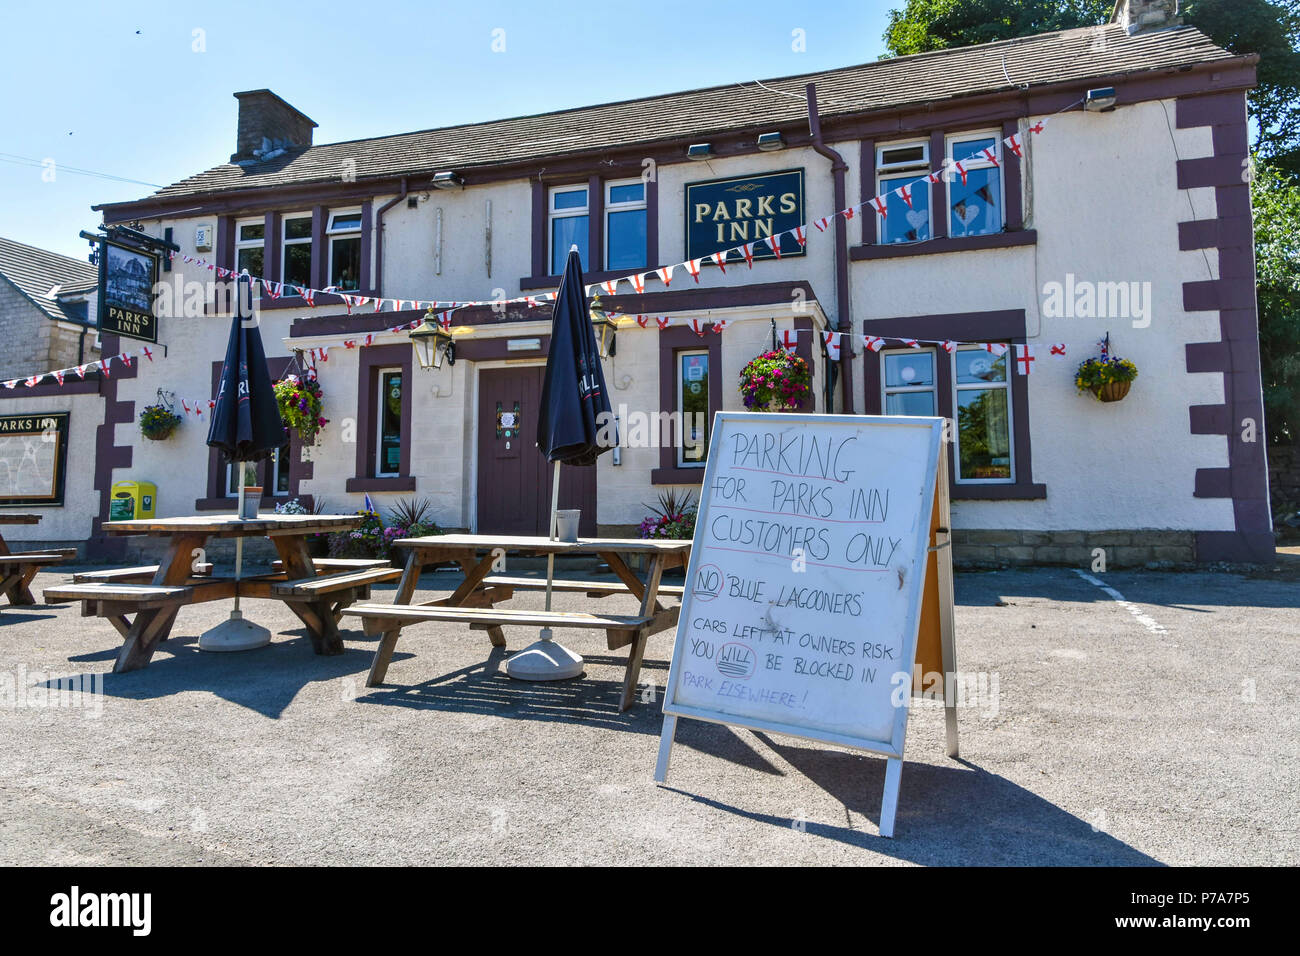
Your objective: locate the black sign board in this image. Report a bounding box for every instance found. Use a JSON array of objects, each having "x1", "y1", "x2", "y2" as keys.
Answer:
[
  {"x1": 685, "y1": 168, "x2": 805, "y2": 263},
  {"x1": 98, "y1": 239, "x2": 159, "y2": 343},
  {"x1": 0, "y1": 412, "x2": 70, "y2": 506}
]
